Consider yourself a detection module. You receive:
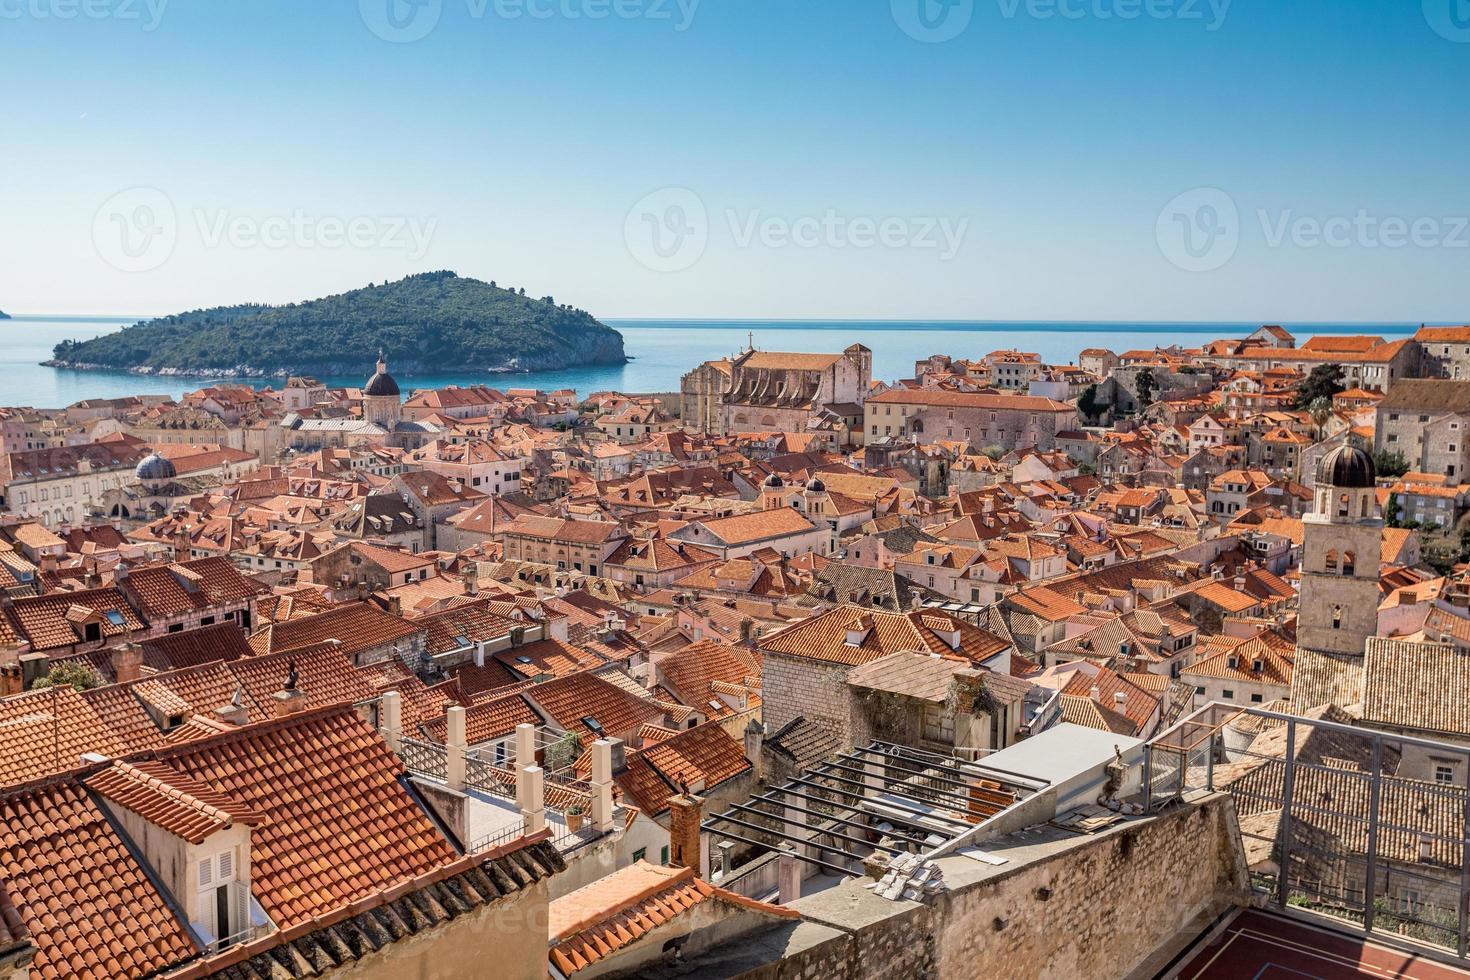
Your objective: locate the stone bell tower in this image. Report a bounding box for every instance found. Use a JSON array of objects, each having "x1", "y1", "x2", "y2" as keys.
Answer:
[{"x1": 1291, "y1": 445, "x2": 1381, "y2": 708}]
